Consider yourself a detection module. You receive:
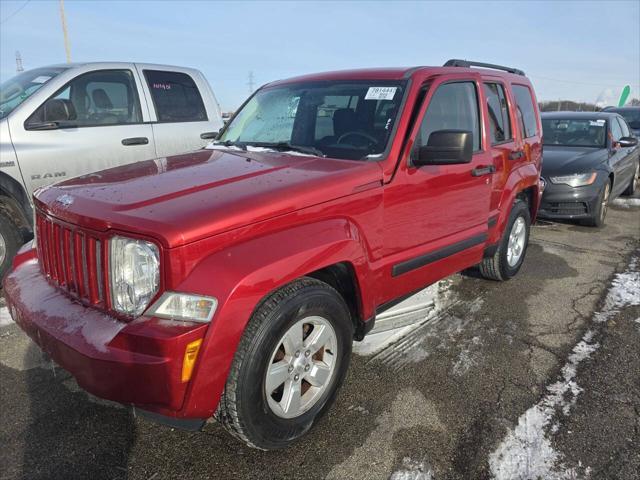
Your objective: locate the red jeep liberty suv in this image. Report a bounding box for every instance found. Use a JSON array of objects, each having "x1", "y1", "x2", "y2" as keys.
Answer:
[{"x1": 4, "y1": 60, "x2": 542, "y2": 449}]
